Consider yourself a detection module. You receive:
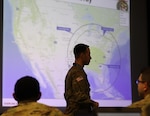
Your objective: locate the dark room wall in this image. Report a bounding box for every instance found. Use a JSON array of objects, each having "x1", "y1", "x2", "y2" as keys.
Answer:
[
  {"x1": 147, "y1": 0, "x2": 150, "y2": 63},
  {"x1": 130, "y1": 0, "x2": 149, "y2": 102}
]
